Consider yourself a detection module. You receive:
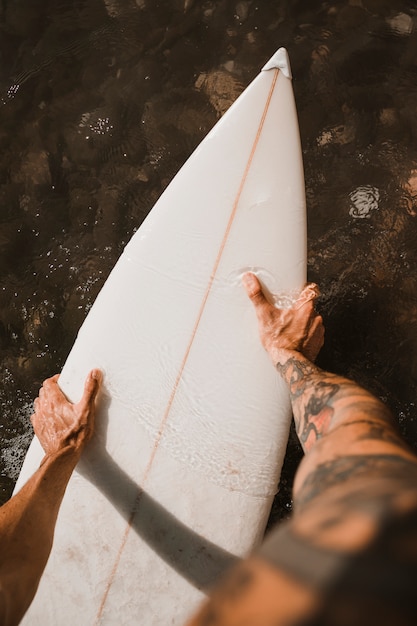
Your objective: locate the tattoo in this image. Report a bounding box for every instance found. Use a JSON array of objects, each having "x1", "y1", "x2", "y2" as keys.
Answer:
[
  {"x1": 276, "y1": 357, "x2": 318, "y2": 398},
  {"x1": 195, "y1": 454, "x2": 417, "y2": 625},
  {"x1": 358, "y1": 423, "x2": 404, "y2": 446},
  {"x1": 259, "y1": 456, "x2": 417, "y2": 609},
  {"x1": 298, "y1": 382, "x2": 337, "y2": 448},
  {"x1": 338, "y1": 399, "x2": 394, "y2": 424},
  {"x1": 260, "y1": 504, "x2": 417, "y2": 607},
  {"x1": 276, "y1": 357, "x2": 339, "y2": 450},
  {"x1": 295, "y1": 453, "x2": 417, "y2": 510},
  {"x1": 331, "y1": 418, "x2": 405, "y2": 447}
]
